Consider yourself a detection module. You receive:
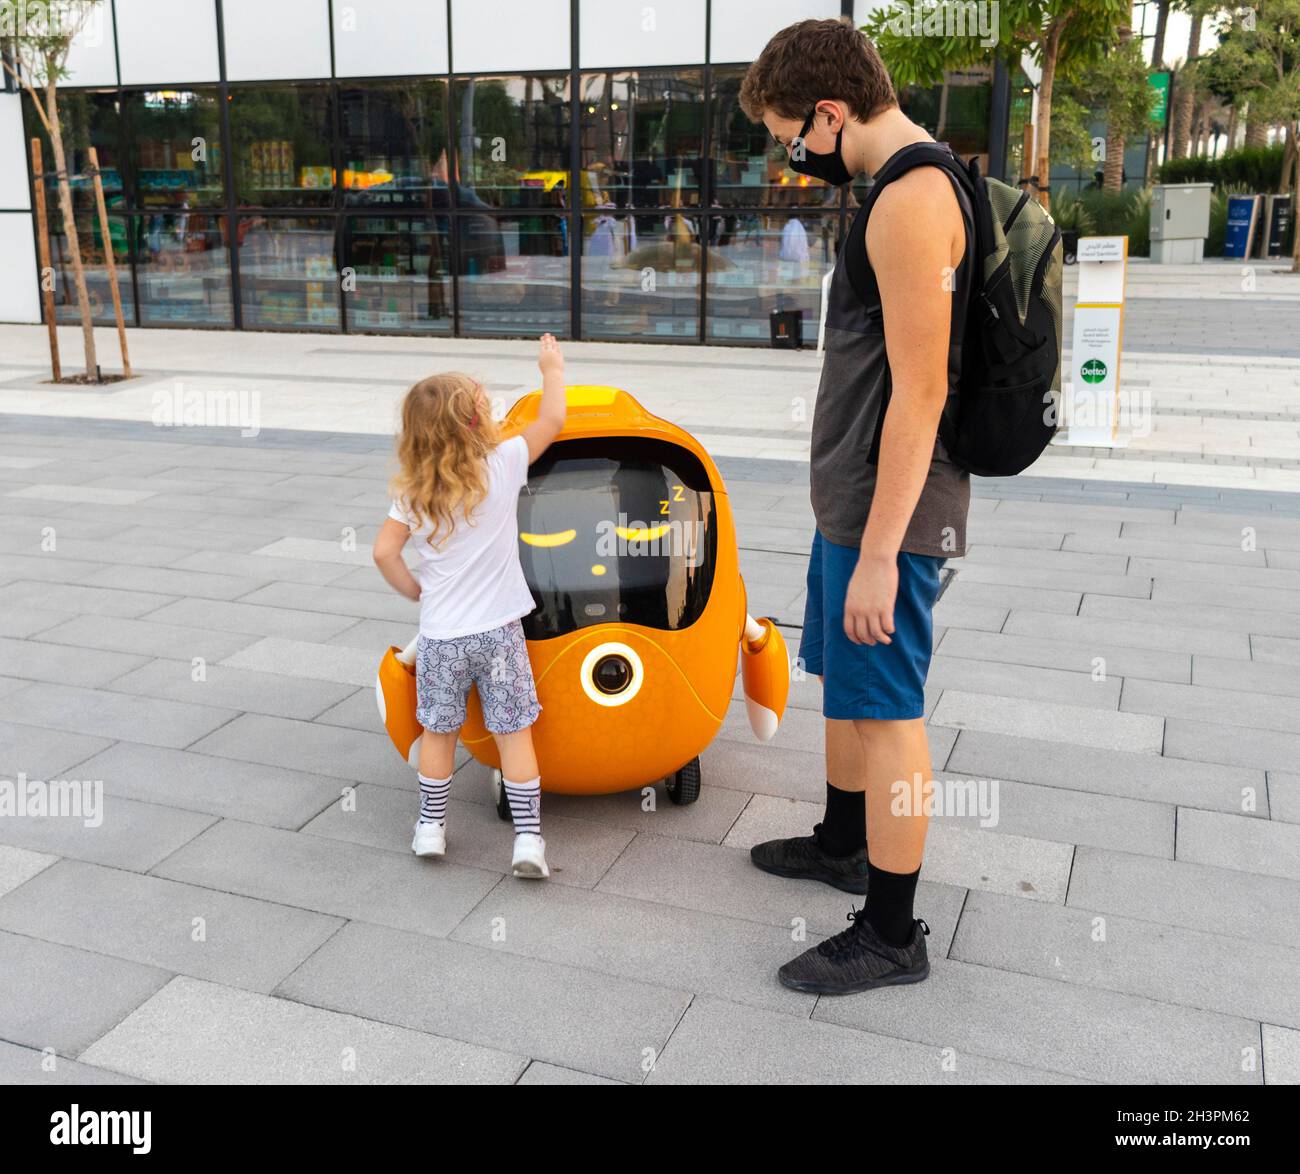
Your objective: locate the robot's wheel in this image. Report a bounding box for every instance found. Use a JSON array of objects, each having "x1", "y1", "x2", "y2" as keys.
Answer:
[
  {"x1": 490, "y1": 769, "x2": 511, "y2": 821},
  {"x1": 665, "y1": 757, "x2": 701, "y2": 806}
]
